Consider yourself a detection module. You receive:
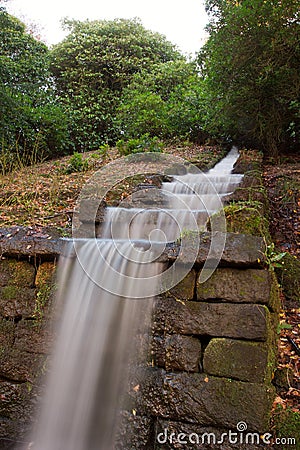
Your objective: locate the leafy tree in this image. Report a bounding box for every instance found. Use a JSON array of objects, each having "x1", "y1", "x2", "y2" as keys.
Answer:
[
  {"x1": 118, "y1": 60, "x2": 207, "y2": 142},
  {"x1": 0, "y1": 8, "x2": 68, "y2": 160},
  {"x1": 50, "y1": 18, "x2": 184, "y2": 150},
  {"x1": 199, "y1": 0, "x2": 300, "y2": 156}
]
